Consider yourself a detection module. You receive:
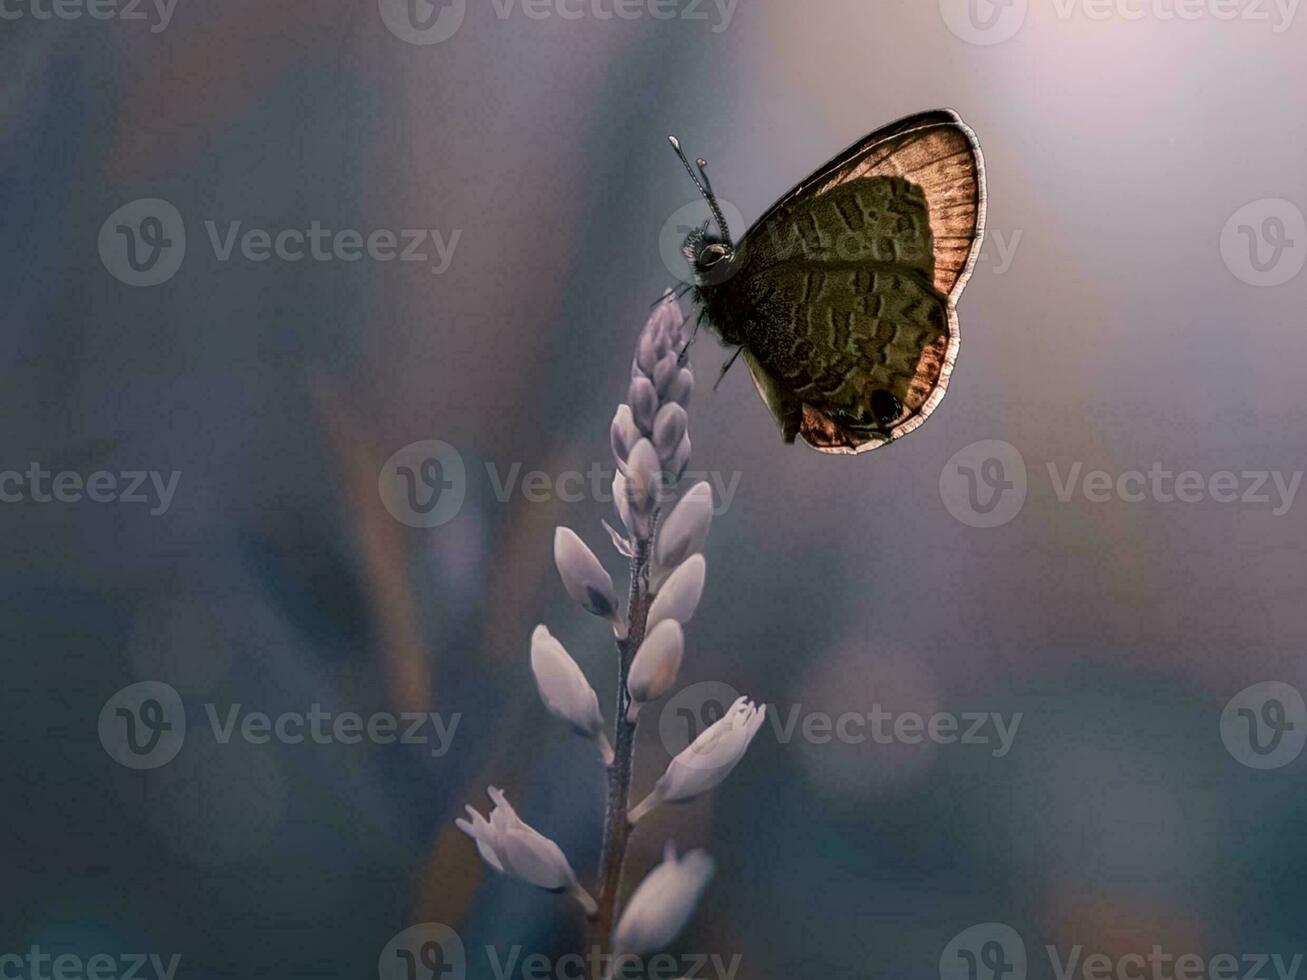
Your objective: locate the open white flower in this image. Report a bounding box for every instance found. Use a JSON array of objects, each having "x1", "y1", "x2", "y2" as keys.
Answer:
[
  {"x1": 626, "y1": 620, "x2": 684, "y2": 718},
  {"x1": 629, "y1": 696, "x2": 766, "y2": 823},
  {"x1": 530, "y1": 625, "x2": 613, "y2": 765},
  {"x1": 613, "y1": 842, "x2": 714, "y2": 957},
  {"x1": 455, "y1": 787, "x2": 596, "y2": 914}
]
